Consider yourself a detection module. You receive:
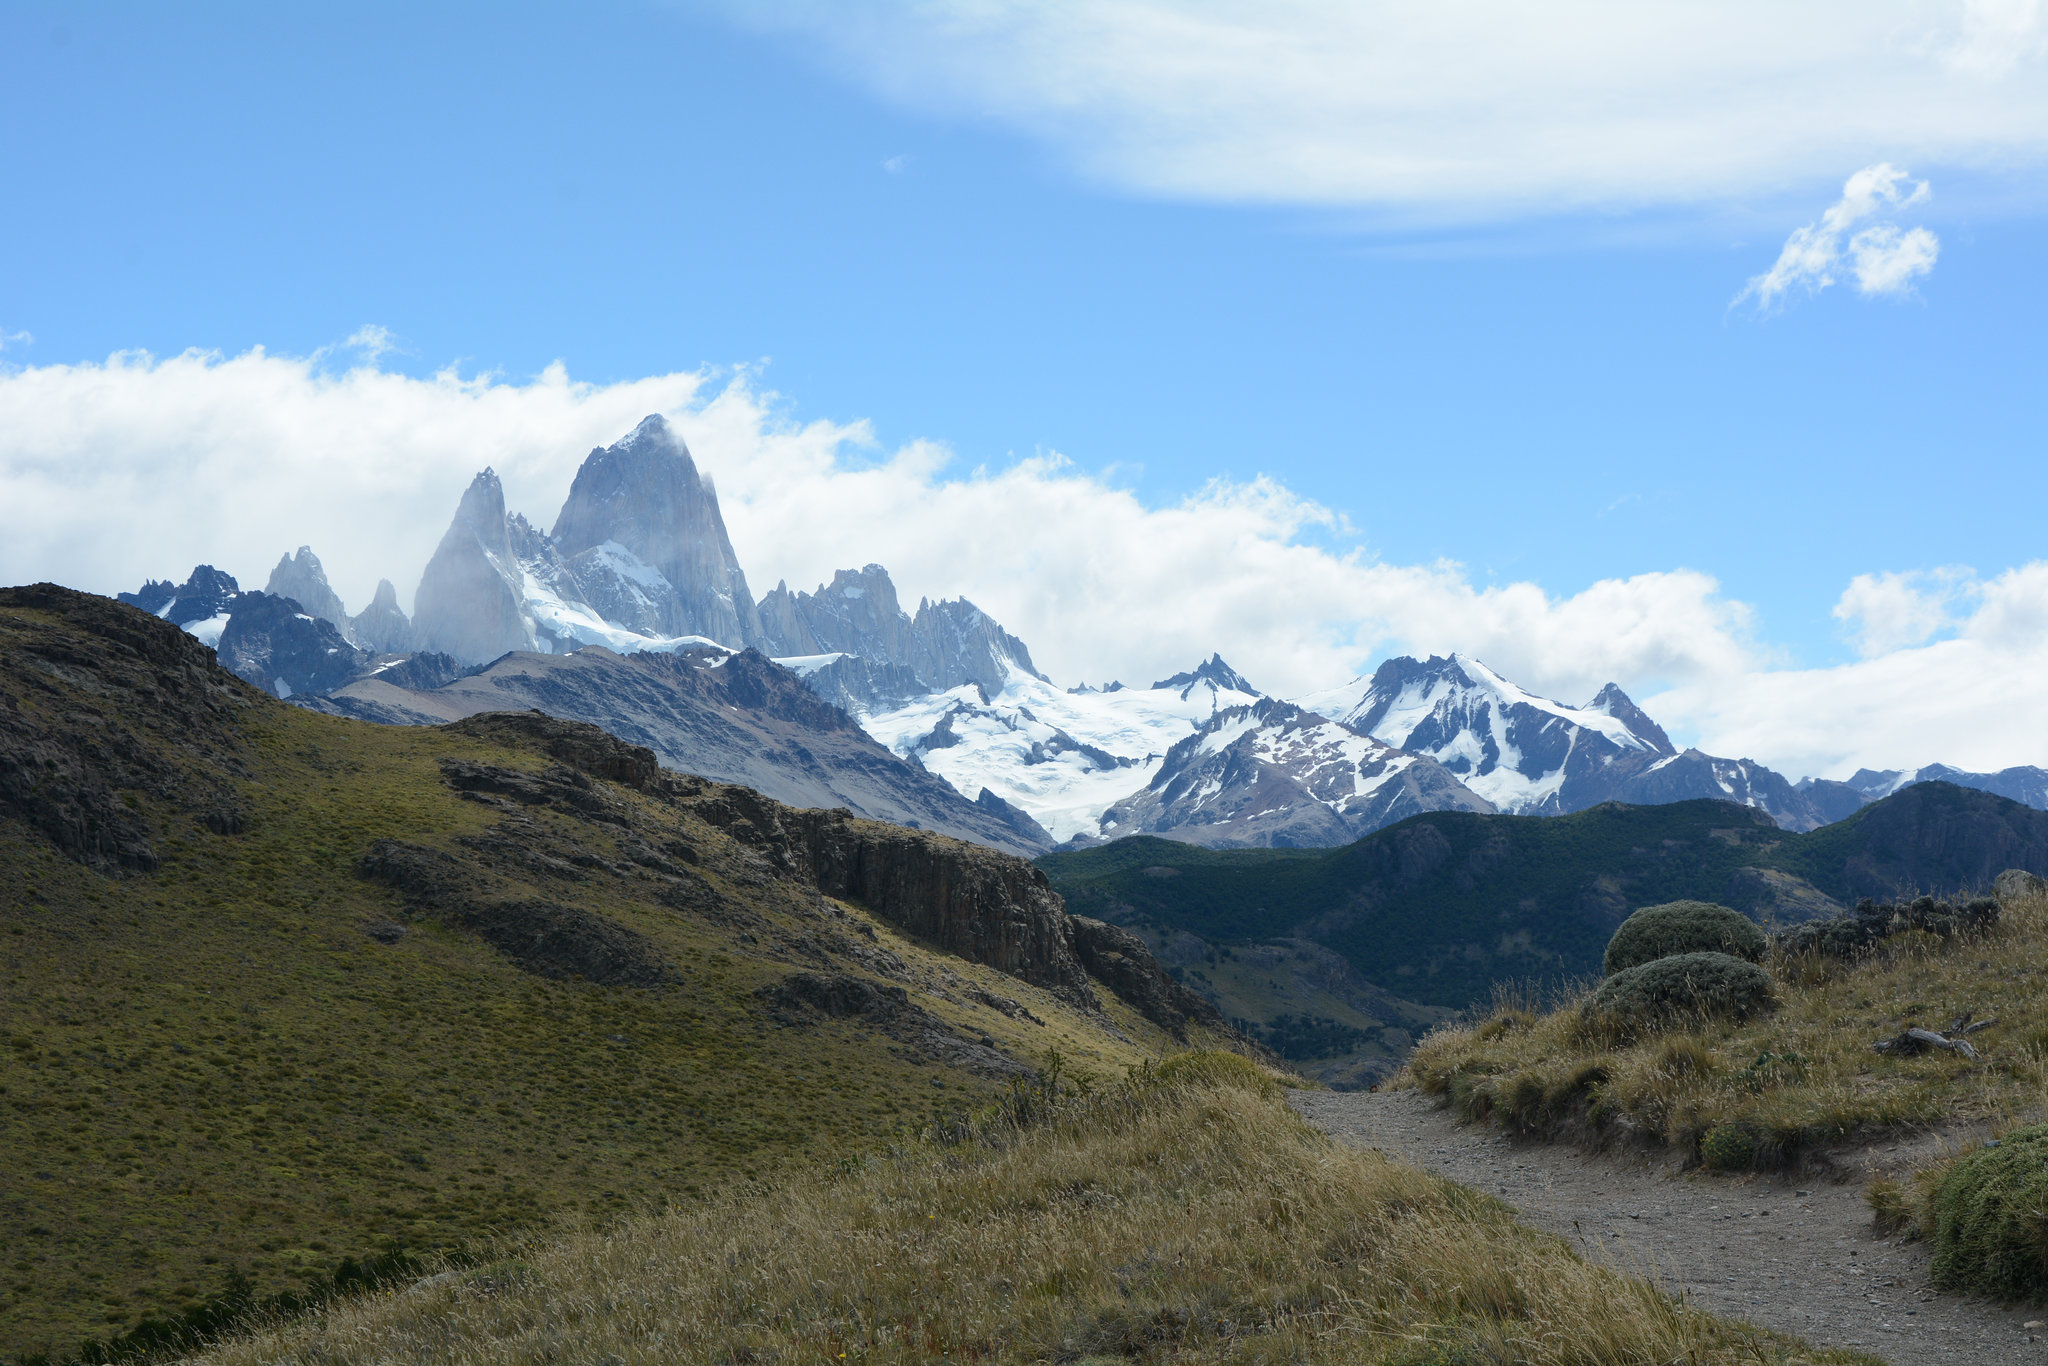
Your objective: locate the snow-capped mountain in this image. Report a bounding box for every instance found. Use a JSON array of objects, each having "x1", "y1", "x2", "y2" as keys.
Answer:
[
  {"x1": 412, "y1": 417, "x2": 758, "y2": 662},
  {"x1": 1297, "y1": 653, "x2": 1672, "y2": 812},
  {"x1": 1294, "y1": 652, "x2": 1867, "y2": 832},
  {"x1": 859, "y1": 655, "x2": 1266, "y2": 842},
  {"x1": 1097, "y1": 698, "x2": 1496, "y2": 847},
  {"x1": 119, "y1": 564, "x2": 242, "y2": 645}
]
